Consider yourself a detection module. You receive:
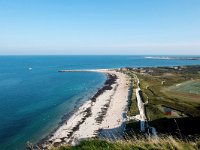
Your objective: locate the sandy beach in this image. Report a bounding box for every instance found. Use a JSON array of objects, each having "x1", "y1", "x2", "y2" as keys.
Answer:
[{"x1": 40, "y1": 69, "x2": 130, "y2": 149}]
